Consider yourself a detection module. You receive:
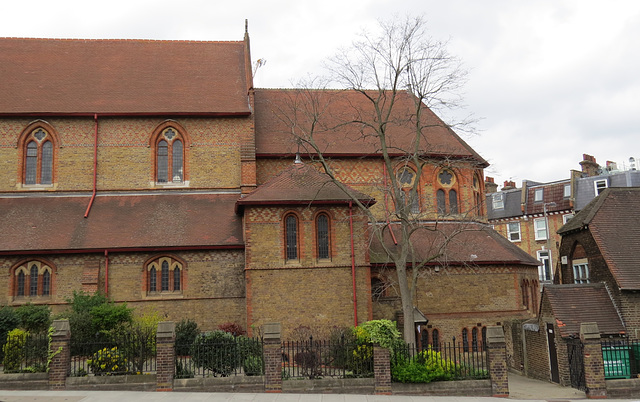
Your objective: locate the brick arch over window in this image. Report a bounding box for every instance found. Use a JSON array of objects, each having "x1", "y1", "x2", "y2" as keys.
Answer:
[
  {"x1": 150, "y1": 121, "x2": 190, "y2": 184},
  {"x1": 17, "y1": 121, "x2": 60, "y2": 186},
  {"x1": 144, "y1": 255, "x2": 186, "y2": 294},
  {"x1": 10, "y1": 259, "x2": 55, "y2": 300},
  {"x1": 434, "y1": 168, "x2": 460, "y2": 216}
]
